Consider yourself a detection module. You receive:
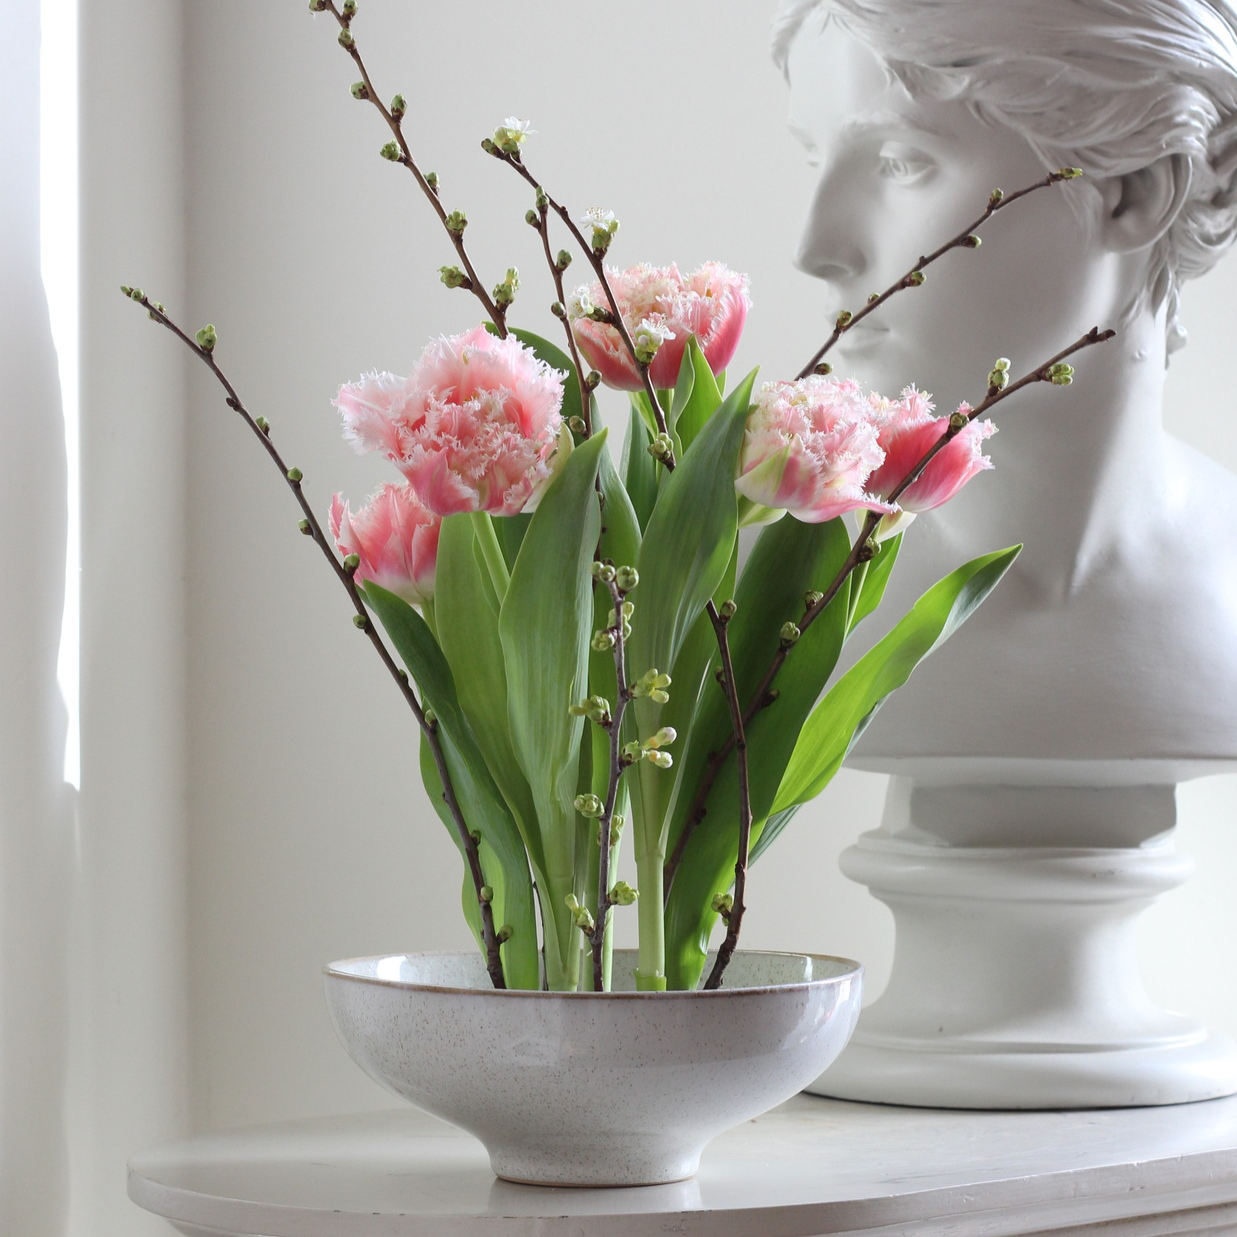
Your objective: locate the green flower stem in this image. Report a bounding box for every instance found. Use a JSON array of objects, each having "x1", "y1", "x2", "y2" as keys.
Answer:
[
  {"x1": 633, "y1": 757, "x2": 668, "y2": 990},
  {"x1": 795, "y1": 170, "x2": 1080, "y2": 380},
  {"x1": 469, "y1": 511, "x2": 510, "y2": 599}
]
